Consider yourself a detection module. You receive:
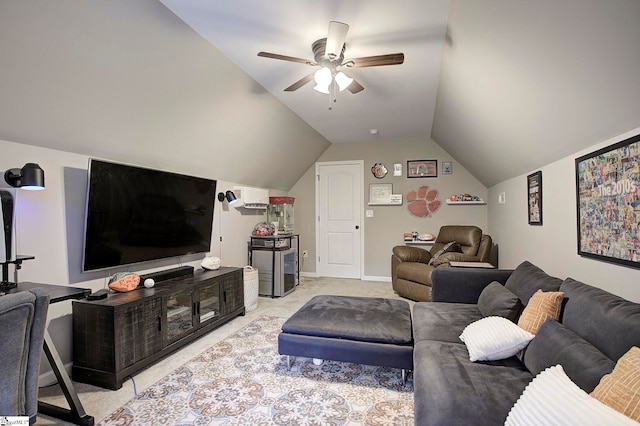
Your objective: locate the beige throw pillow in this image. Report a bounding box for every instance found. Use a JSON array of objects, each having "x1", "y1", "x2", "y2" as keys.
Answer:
[
  {"x1": 590, "y1": 346, "x2": 640, "y2": 422},
  {"x1": 517, "y1": 289, "x2": 564, "y2": 334}
]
